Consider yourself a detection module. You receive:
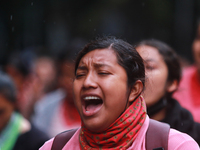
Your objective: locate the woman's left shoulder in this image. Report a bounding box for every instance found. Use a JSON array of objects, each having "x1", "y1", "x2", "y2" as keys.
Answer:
[
  {"x1": 39, "y1": 138, "x2": 54, "y2": 150},
  {"x1": 168, "y1": 129, "x2": 199, "y2": 150}
]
